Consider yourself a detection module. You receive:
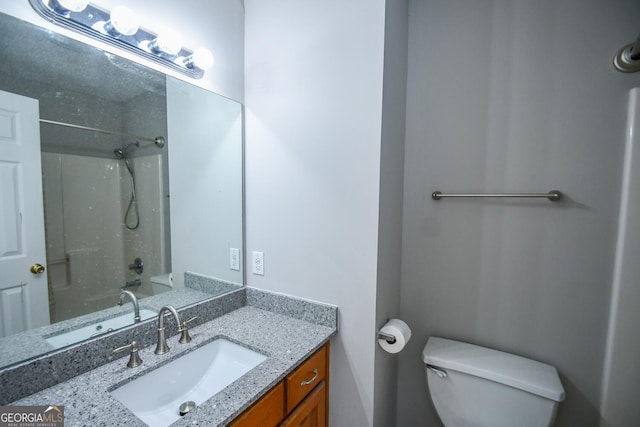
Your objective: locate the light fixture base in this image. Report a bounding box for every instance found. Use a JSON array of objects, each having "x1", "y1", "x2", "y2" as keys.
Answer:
[{"x1": 29, "y1": 0, "x2": 205, "y2": 79}]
